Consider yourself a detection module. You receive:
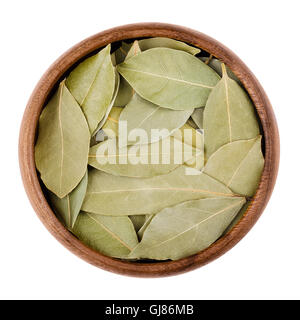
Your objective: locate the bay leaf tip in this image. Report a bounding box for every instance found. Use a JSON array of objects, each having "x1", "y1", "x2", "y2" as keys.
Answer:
[{"x1": 221, "y1": 63, "x2": 228, "y2": 77}]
